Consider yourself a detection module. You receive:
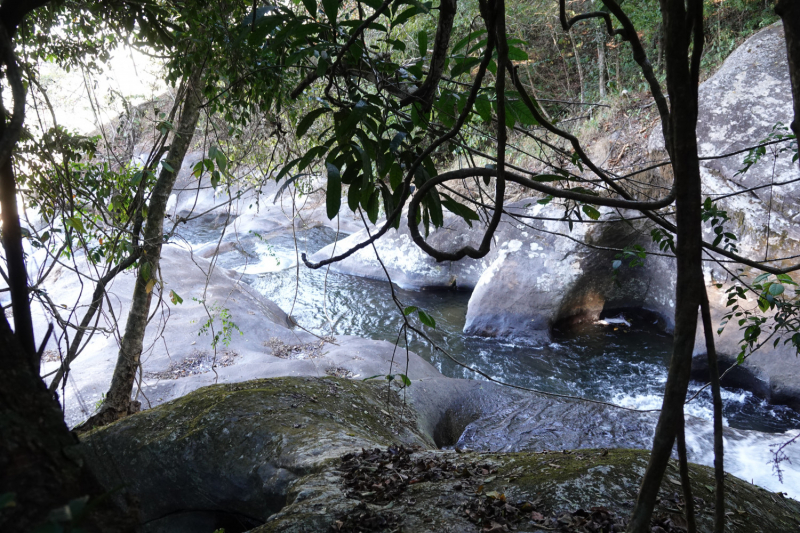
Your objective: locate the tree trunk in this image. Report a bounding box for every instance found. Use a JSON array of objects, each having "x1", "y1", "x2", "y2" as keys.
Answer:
[
  {"x1": 701, "y1": 295, "x2": 725, "y2": 532},
  {"x1": 597, "y1": 32, "x2": 607, "y2": 98},
  {"x1": 79, "y1": 66, "x2": 205, "y2": 430},
  {"x1": 777, "y1": 0, "x2": 800, "y2": 138},
  {"x1": 0, "y1": 114, "x2": 36, "y2": 366},
  {"x1": 628, "y1": 0, "x2": 705, "y2": 531},
  {"x1": 0, "y1": 314, "x2": 136, "y2": 531},
  {"x1": 570, "y1": 28, "x2": 584, "y2": 102}
]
